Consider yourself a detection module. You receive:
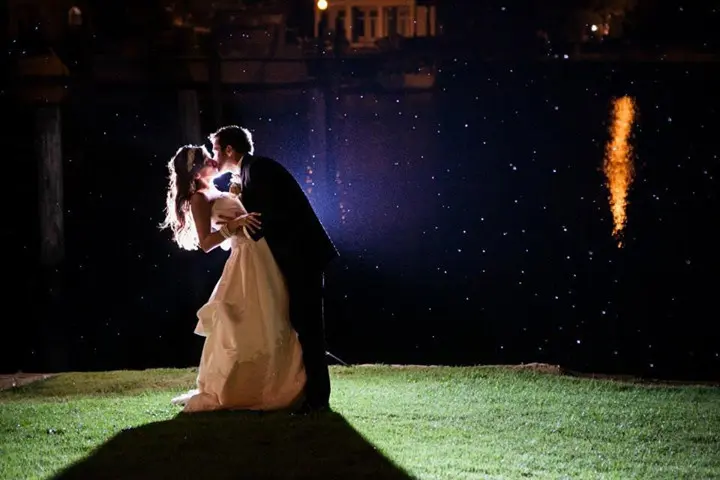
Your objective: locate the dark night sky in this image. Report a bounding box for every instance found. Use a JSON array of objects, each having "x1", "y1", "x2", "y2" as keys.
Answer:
[{"x1": 3, "y1": 0, "x2": 720, "y2": 380}]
